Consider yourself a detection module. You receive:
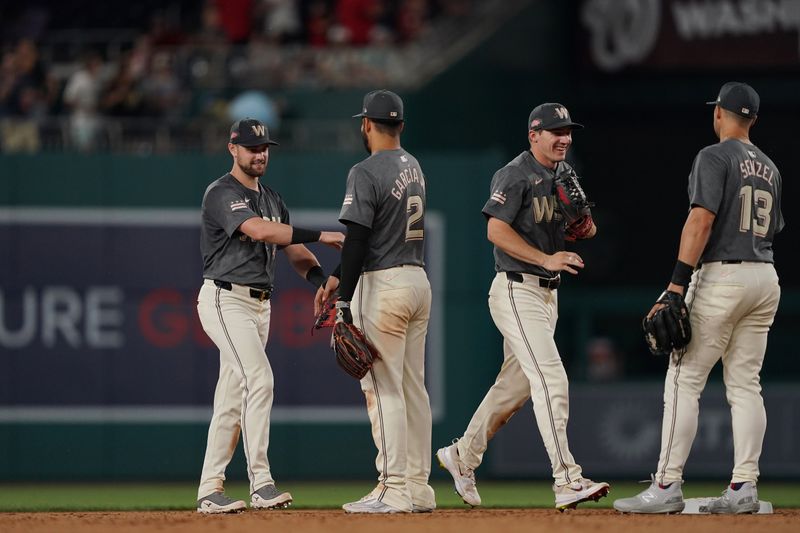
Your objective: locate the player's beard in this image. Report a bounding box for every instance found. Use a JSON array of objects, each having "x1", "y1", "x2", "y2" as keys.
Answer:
[
  {"x1": 361, "y1": 128, "x2": 371, "y2": 155},
  {"x1": 240, "y1": 159, "x2": 265, "y2": 177}
]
